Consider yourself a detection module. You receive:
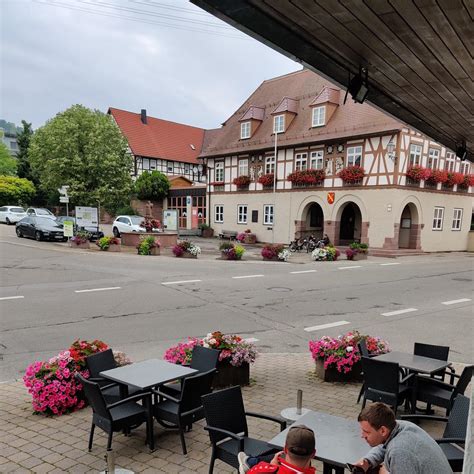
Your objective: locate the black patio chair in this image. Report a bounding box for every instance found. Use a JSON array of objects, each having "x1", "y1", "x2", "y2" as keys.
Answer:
[
  {"x1": 356, "y1": 340, "x2": 377, "y2": 403},
  {"x1": 76, "y1": 373, "x2": 152, "y2": 452},
  {"x1": 413, "y1": 342, "x2": 455, "y2": 382},
  {"x1": 402, "y1": 394, "x2": 469, "y2": 472},
  {"x1": 361, "y1": 357, "x2": 413, "y2": 415},
  {"x1": 151, "y1": 369, "x2": 216, "y2": 455},
  {"x1": 201, "y1": 386, "x2": 286, "y2": 473},
  {"x1": 413, "y1": 365, "x2": 473, "y2": 416}
]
